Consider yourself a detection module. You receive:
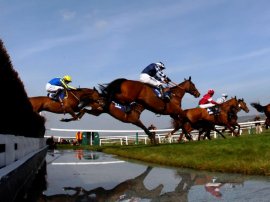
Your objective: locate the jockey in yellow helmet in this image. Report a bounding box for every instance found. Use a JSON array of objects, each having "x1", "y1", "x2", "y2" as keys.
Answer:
[{"x1": 46, "y1": 75, "x2": 77, "y2": 103}]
